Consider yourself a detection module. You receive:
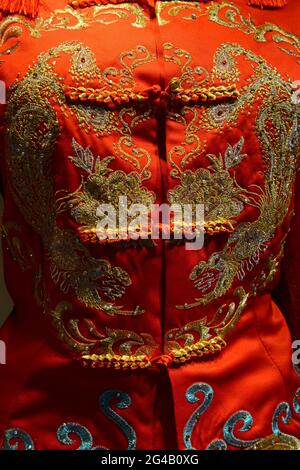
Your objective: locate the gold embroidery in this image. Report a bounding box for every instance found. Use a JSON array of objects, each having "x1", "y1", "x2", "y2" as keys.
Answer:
[
  {"x1": 247, "y1": 433, "x2": 300, "y2": 450},
  {"x1": 164, "y1": 43, "x2": 210, "y2": 177},
  {"x1": 0, "y1": 22, "x2": 23, "y2": 60},
  {"x1": 36, "y1": 4, "x2": 148, "y2": 32},
  {"x1": 0, "y1": 222, "x2": 34, "y2": 271},
  {"x1": 70, "y1": 103, "x2": 117, "y2": 137},
  {"x1": 56, "y1": 139, "x2": 155, "y2": 241},
  {"x1": 171, "y1": 43, "x2": 299, "y2": 311},
  {"x1": 3, "y1": 2, "x2": 300, "y2": 368},
  {"x1": 165, "y1": 326, "x2": 226, "y2": 363},
  {"x1": 52, "y1": 301, "x2": 157, "y2": 369},
  {"x1": 5, "y1": 41, "x2": 147, "y2": 316},
  {"x1": 156, "y1": 1, "x2": 205, "y2": 26},
  {"x1": 65, "y1": 44, "x2": 157, "y2": 173},
  {"x1": 166, "y1": 287, "x2": 247, "y2": 359},
  {"x1": 39, "y1": 3, "x2": 148, "y2": 30},
  {"x1": 51, "y1": 299, "x2": 229, "y2": 368},
  {"x1": 208, "y1": 2, "x2": 300, "y2": 63},
  {"x1": 48, "y1": 227, "x2": 143, "y2": 314},
  {"x1": 157, "y1": 1, "x2": 300, "y2": 63},
  {"x1": 0, "y1": 2, "x2": 149, "y2": 58},
  {"x1": 166, "y1": 78, "x2": 239, "y2": 106},
  {"x1": 165, "y1": 249, "x2": 281, "y2": 361},
  {"x1": 251, "y1": 249, "x2": 283, "y2": 297},
  {"x1": 0, "y1": 14, "x2": 40, "y2": 39},
  {"x1": 168, "y1": 137, "x2": 250, "y2": 225},
  {"x1": 70, "y1": 45, "x2": 101, "y2": 85},
  {"x1": 2, "y1": 1, "x2": 300, "y2": 63},
  {"x1": 64, "y1": 84, "x2": 162, "y2": 107}
]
